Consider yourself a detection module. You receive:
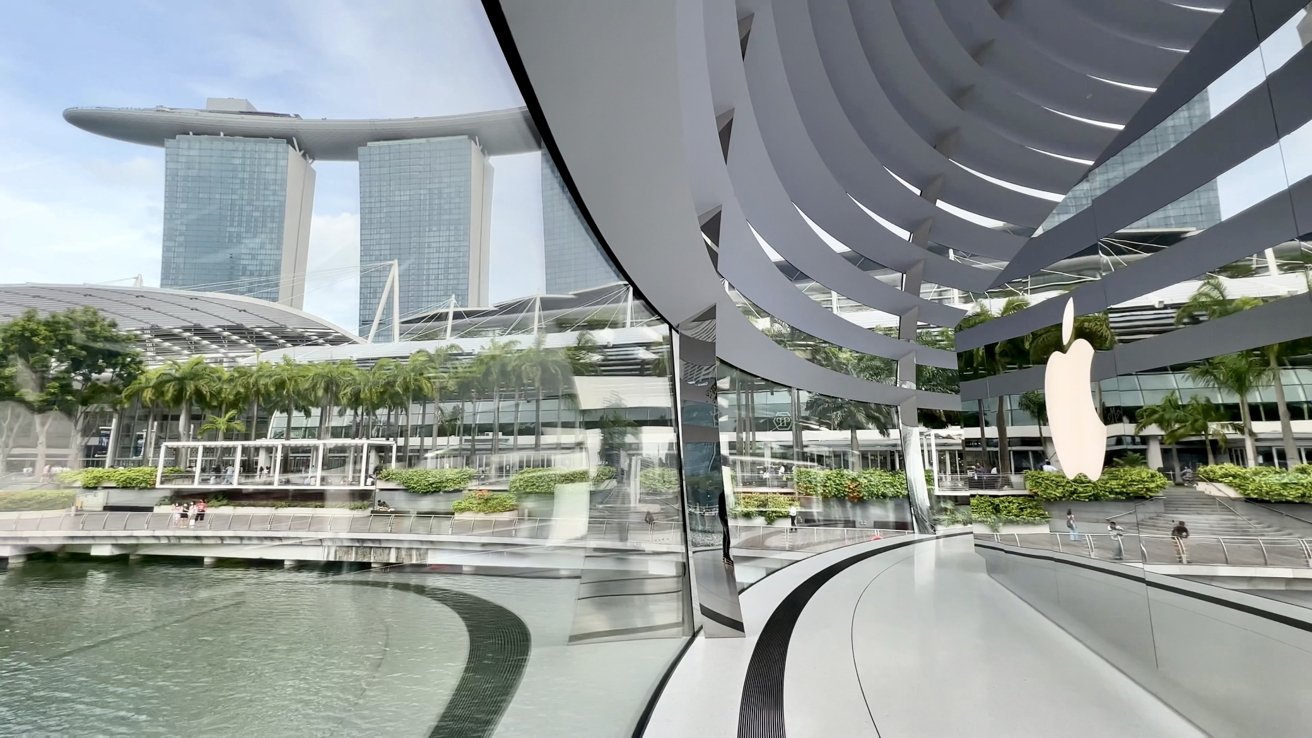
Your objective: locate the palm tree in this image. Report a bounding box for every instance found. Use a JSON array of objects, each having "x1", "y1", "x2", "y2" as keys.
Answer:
[
  {"x1": 1179, "y1": 395, "x2": 1230, "y2": 467},
  {"x1": 152, "y1": 357, "x2": 222, "y2": 466},
  {"x1": 269, "y1": 358, "x2": 313, "y2": 442},
  {"x1": 956, "y1": 296, "x2": 1031, "y2": 474},
  {"x1": 306, "y1": 361, "x2": 358, "y2": 441},
  {"x1": 121, "y1": 367, "x2": 163, "y2": 463},
  {"x1": 229, "y1": 362, "x2": 277, "y2": 441},
  {"x1": 199, "y1": 410, "x2": 245, "y2": 441},
  {"x1": 1188, "y1": 352, "x2": 1266, "y2": 467},
  {"x1": 804, "y1": 392, "x2": 894, "y2": 471},
  {"x1": 1018, "y1": 390, "x2": 1049, "y2": 462},
  {"x1": 1176, "y1": 275, "x2": 1298, "y2": 469},
  {"x1": 1135, "y1": 391, "x2": 1190, "y2": 477},
  {"x1": 394, "y1": 356, "x2": 434, "y2": 462},
  {"x1": 518, "y1": 335, "x2": 573, "y2": 451},
  {"x1": 410, "y1": 347, "x2": 454, "y2": 457},
  {"x1": 472, "y1": 340, "x2": 520, "y2": 457}
]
